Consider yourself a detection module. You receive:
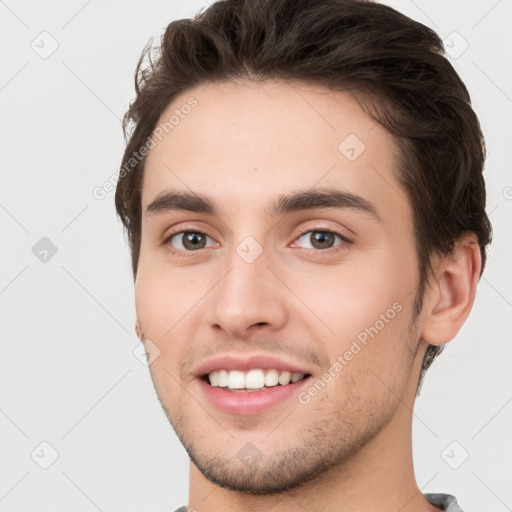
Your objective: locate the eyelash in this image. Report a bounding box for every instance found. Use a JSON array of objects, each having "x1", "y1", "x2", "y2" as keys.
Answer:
[{"x1": 162, "y1": 226, "x2": 352, "y2": 257}]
